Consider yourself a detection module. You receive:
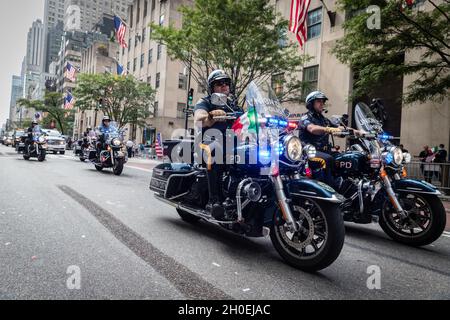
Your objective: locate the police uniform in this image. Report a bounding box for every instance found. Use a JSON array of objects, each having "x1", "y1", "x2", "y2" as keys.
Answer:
[{"x1": 299, "y1": 111, "x2": 338, "y2": 187}]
